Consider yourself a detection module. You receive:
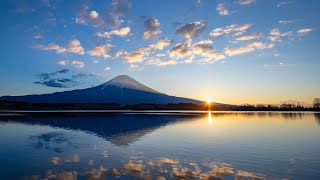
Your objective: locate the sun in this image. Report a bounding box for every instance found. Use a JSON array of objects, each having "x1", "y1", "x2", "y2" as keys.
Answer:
[{"x1": 206, "y1": 98, "x2": 212, "y2": 104}]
